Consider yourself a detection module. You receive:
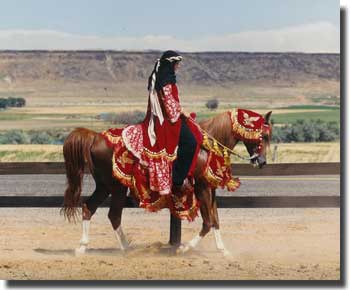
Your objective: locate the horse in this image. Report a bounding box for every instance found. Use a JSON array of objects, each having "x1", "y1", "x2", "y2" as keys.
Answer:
[{"x1": 61, "y1": 109, "x2": 272, "y2": 256}]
